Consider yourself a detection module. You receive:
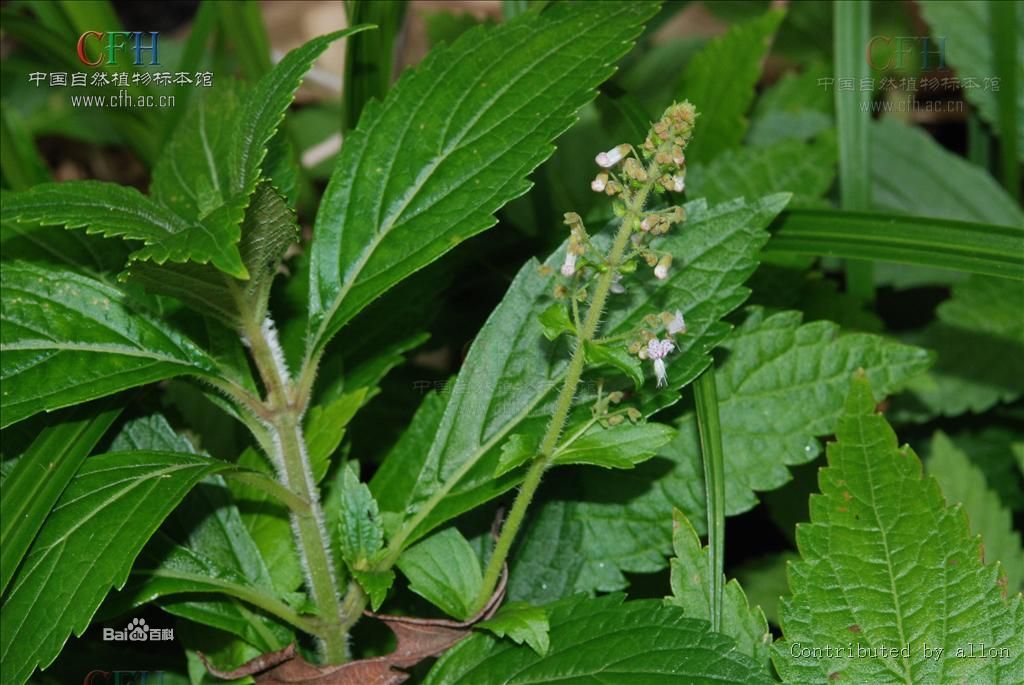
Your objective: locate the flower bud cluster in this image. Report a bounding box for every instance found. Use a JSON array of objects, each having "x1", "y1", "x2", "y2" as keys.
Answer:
[
  {"x1": 627, "y1": 309, "x2": 687, "y2": 387},
  {"x1": 549, "y1": 101, "x2": 698, "y2": 389},
  {"x1": 586, "y1": 100, "x2": 697, "y2": 282}
]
